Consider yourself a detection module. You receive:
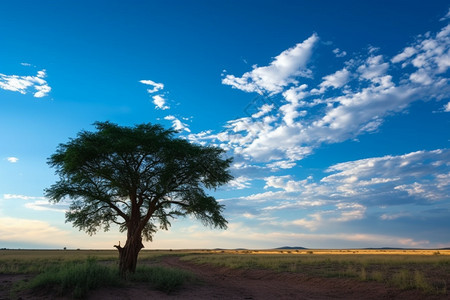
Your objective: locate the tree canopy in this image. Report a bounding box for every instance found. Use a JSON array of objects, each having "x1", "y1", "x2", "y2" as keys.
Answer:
[{"x1": 45, "y1": 121, "x2": 233, "y2": 274}]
